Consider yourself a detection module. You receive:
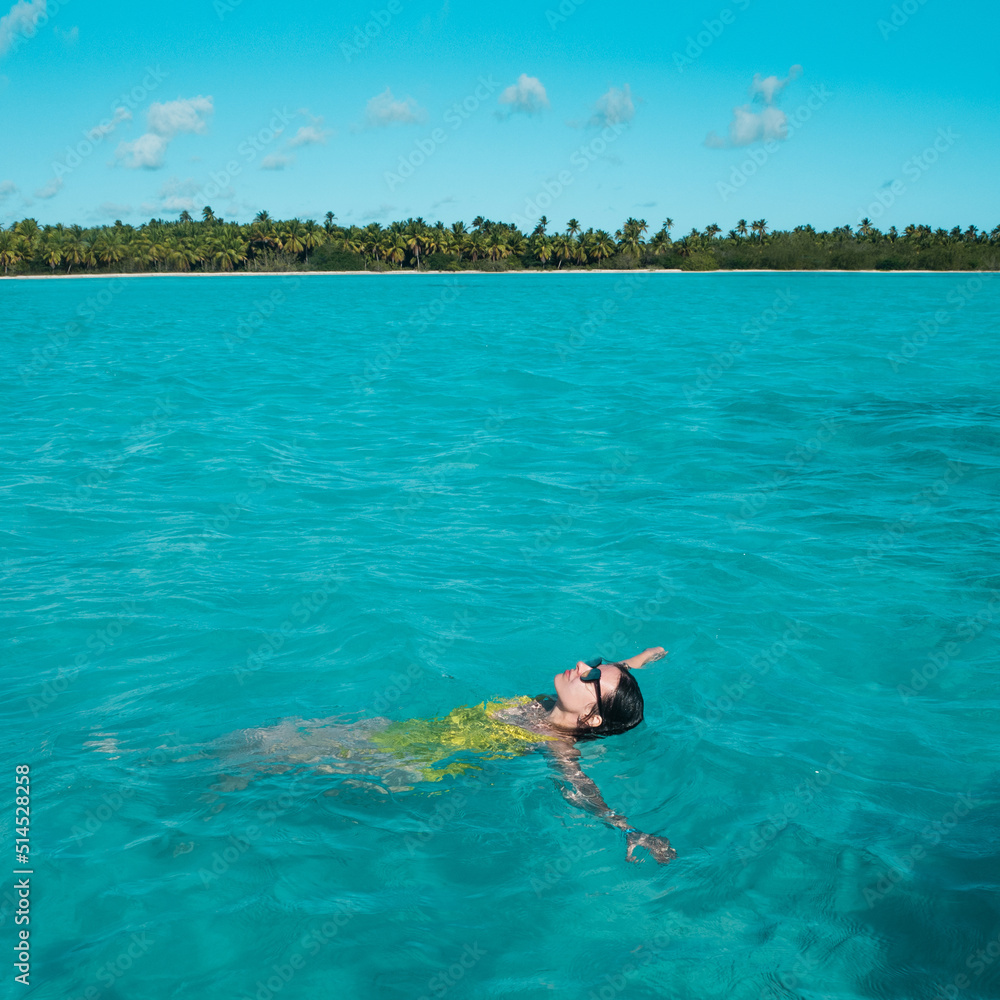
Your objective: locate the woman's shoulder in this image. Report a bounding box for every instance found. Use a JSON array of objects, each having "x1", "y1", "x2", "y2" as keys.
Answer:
[
  {"x1": 485, "y1": 694, "x2": 555, "y2": 738},
  {"x1": 482, "y1": 694, "x2": 552, "y2": 714}
]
